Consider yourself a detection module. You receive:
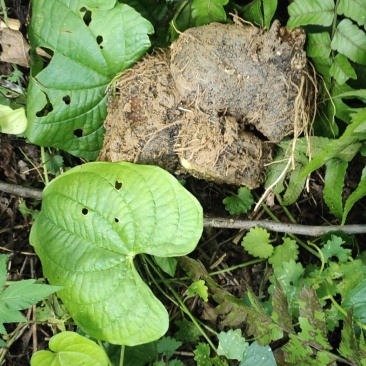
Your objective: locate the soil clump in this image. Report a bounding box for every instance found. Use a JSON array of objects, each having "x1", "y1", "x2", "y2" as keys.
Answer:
[{"x1": 99, "y1": 21, "x2": 314, "y2": 188}]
